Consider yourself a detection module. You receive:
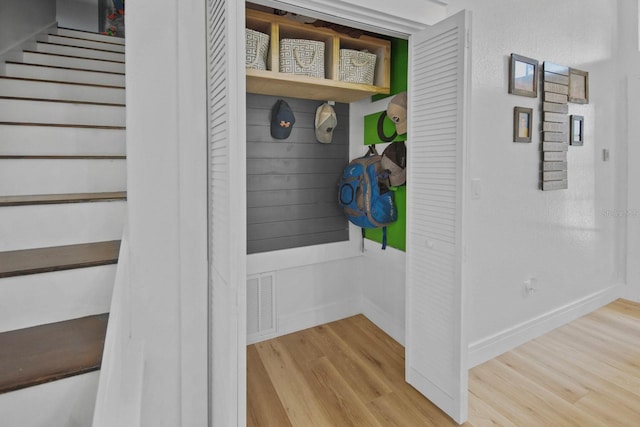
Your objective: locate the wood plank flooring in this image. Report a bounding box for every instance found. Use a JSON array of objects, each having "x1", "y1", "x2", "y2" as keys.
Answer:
[{"x1": 248, "y1": 299, "x2": 640, "y2": 426}]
